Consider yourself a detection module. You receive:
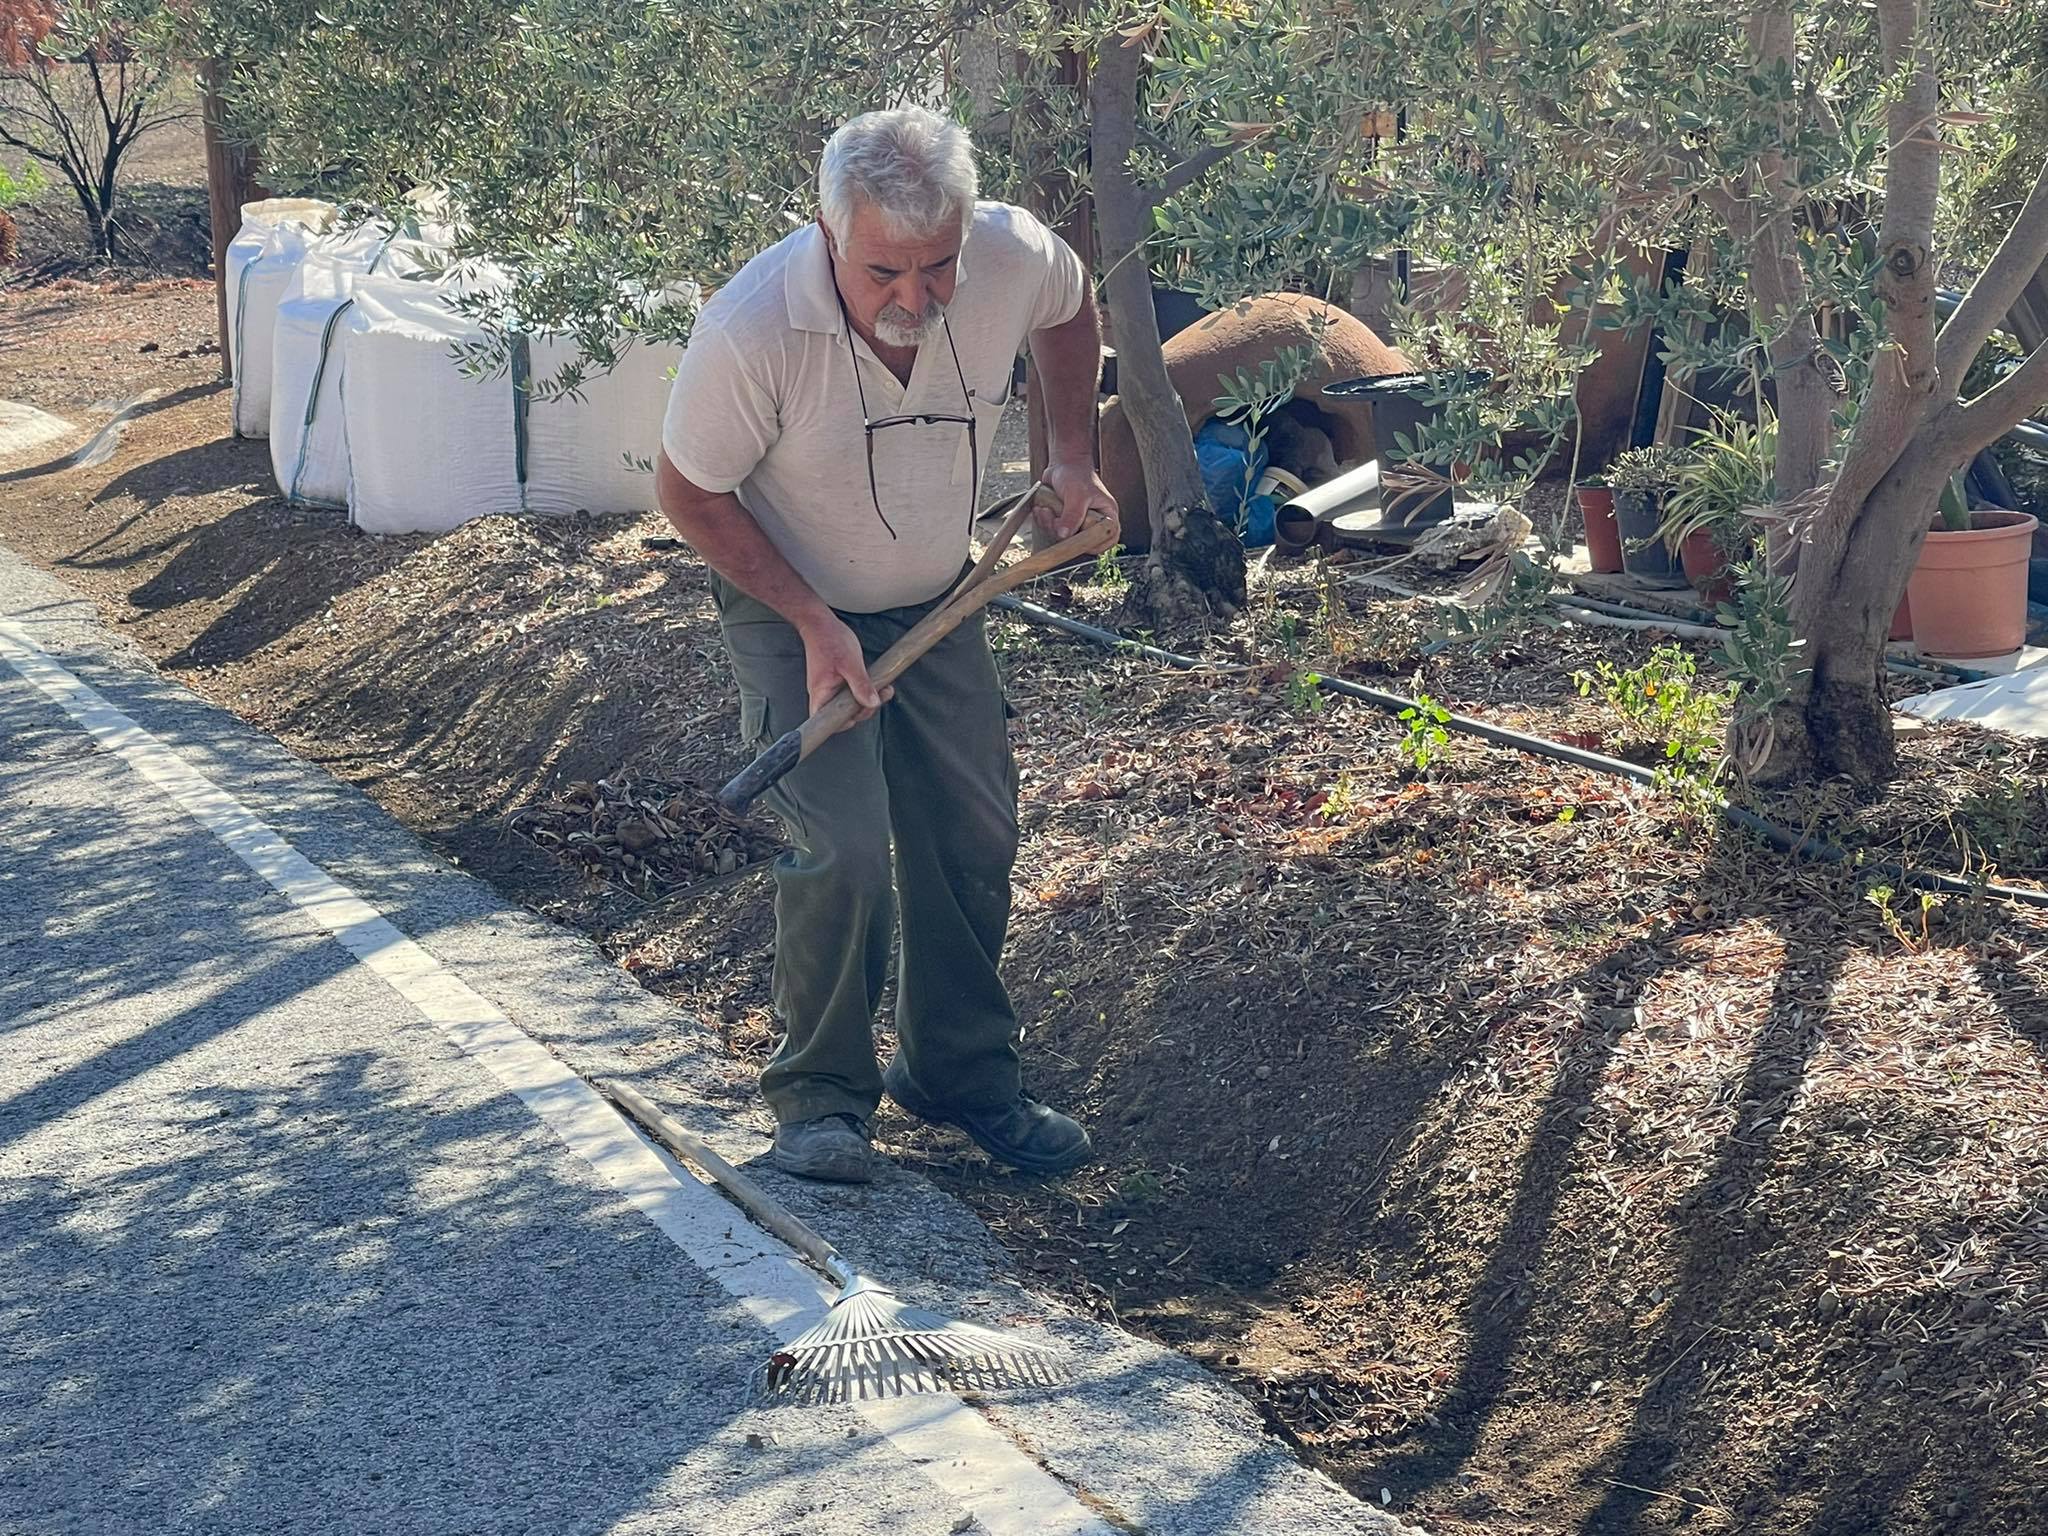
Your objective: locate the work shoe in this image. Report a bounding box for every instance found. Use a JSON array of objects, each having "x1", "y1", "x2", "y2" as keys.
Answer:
[
  {"x1": 771, "y1": 1114, "x2": 875, "y2": 1183},
  {"x1": 883, "y1": 1058, "x2": 1093, "y2": 1176}
]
